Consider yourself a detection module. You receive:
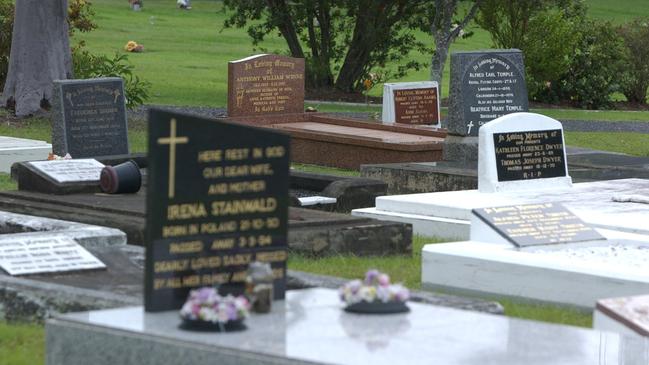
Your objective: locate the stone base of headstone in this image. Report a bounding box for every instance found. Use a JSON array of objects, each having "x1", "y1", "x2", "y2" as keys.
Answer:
[
  {"x1": 46, "y1": 288, "x2": 649, "y2": 365},
  {"x1": 441, "y1": 135, "x2": 478, "y2": 162}
]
